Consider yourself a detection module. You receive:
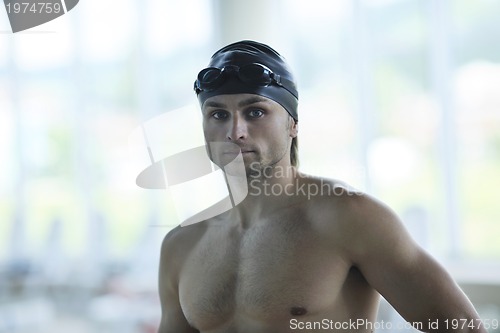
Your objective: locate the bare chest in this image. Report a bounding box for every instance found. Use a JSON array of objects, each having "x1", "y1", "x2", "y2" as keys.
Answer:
[{"x1": 178, "y1": 217, "x2": 352, "y2": 330}]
